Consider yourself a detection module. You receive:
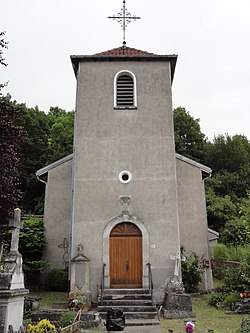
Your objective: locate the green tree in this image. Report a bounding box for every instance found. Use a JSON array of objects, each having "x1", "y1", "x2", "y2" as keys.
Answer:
[
  {"x1": 220, "y1": 192, "x2": 250, "y2": 246},
  {"x1": 0, "y1": 95, "x2": 23, "y2": 261},
  {"x1": 205, "y1": 134, "x2": 250, "y2": 199},
  {"x1": 19, "y1": 216, "x2": 47, "y2": 286},
  {"x1": 47, "y1": 106, "x2": 66, "y2": 119},
  {"x1": 206, "y1": 170, "x2": 249, "y2": 200},
  {"x1": 206, "y1": 134, "x2": 250, "y2": 173},
  {"x1": 9, "y1": 102, "x2": 74, "y2": 214},
  {"x1": 220, "y1": 218, "x2": 250, "y2": 246},
  {"x1": 173, "y1": 107, "x2": 208, "y2": 163},
  {"x1": 239, "y1": 192, "x2": 250, "y2": 226},
  {"x1": 47, "y1": 110, "x2": 74, "y2": 164},
  {"x1": 0, "y1": 31, "x2": 8, "y2": 91},
  {"x1": 205, "y1": 187, "x2": 237, "y2": 232},
  {"x1": 15, "y1": 103, "x2": 50, "y2": 213}
]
